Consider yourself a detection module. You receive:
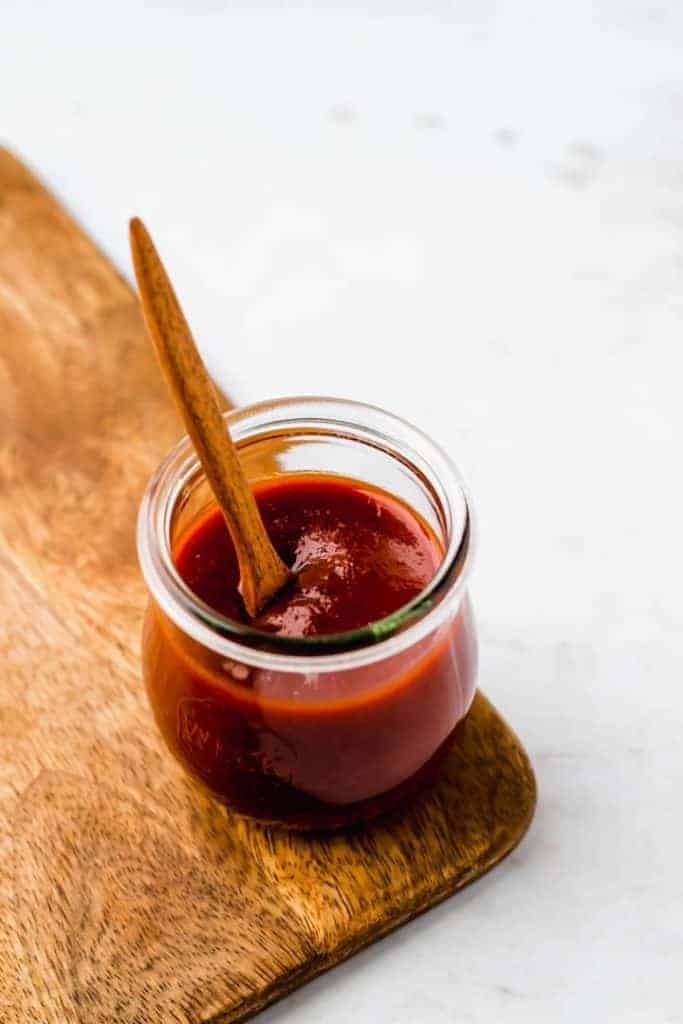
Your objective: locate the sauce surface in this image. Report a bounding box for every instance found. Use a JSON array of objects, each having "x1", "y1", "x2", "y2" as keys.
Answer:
[{"x1": 174, "y1": 473, "x2": 442, "y2": 635}]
